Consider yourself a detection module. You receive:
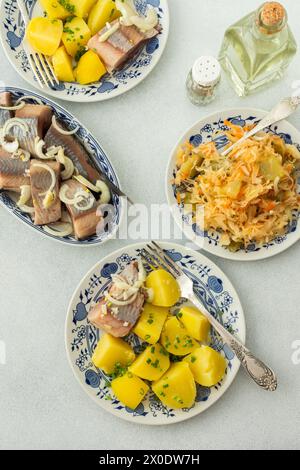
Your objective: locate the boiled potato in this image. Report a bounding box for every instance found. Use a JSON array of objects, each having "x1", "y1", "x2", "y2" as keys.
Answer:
[
  {"x1": 111, "y1": 372, "x2": 149, "y2": 409},
  {"x1": 184, "y1": 346, "x2": 227, "y2": 387},
  {"x1": 152, "y1": 362, "x2": 196, "y2": 409},
  {"x1": 133, "y1": 303, "x2": 169, "y2": 344},
  {"x1": 52, "y1": 46, "x2": 75, "y2": 82},
  {"x1": 70, "y1": 0, "x2": 97, "y2": 18},
  {"x1": 177, "y1": 306, "x2": 210, "y2": 342},
  {"x1": 74, "y1": 50, "x2": 106, "y2": 84},
  {"x1": 146, "y1": 270, "x2": 181, "y2": 308},
  {"x1": 129, "y1": 344, "x2": 170, "y2": 381},
  {"x1": 161, "y1": 316, "x2": 197, "y2": 356},
  {"x1": 39, "y1": 0, "x2": 70, "y2": 19},
  {"x1": 92, "y1": 333, "x2": 135, "y2": 374},
  {"x1": 62, "y1": 17, "x2": 91, "y2": 57},
  {"x1": 26, "y1": 17, "x2": 63, "y2": 56},
  {"x1": 88, "y1": 0, "x2": 120, "y2": 36}
]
